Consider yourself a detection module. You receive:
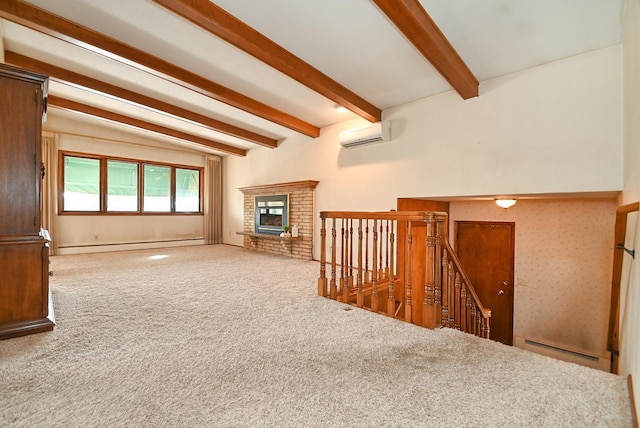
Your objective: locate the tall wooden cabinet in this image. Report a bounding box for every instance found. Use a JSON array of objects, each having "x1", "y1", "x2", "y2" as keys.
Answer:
[{"x1": 0, "y1": 63, "x2": 54, "y2": 340}]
